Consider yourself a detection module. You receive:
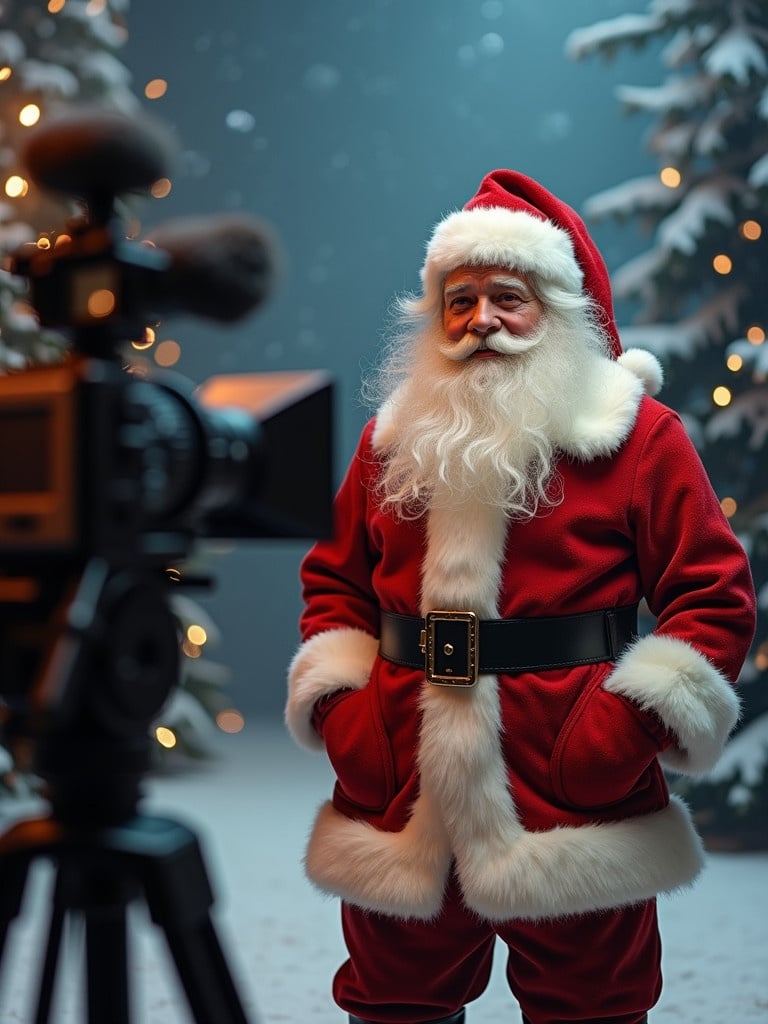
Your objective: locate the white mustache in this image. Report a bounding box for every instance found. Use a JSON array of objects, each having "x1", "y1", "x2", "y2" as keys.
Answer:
[{"x1": 438, "y1": 327, "x2": 545, "y2": 362}]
